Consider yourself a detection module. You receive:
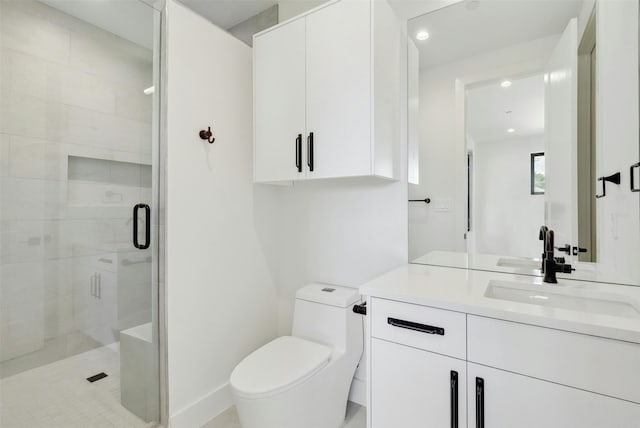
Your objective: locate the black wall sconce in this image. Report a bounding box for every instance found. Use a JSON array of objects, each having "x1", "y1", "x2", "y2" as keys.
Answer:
[
  {"x1": 595, "y1": 172, "x2": 621, "y2": 198},
  {"x1": 199, "y1": 126, "x2": 215, "y2": 144}
]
